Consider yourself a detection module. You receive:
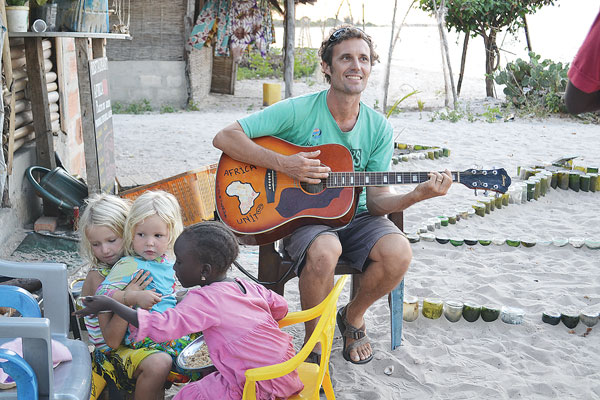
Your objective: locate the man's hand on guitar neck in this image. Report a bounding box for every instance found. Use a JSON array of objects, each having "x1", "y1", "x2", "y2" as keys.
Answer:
[
  {"x1": 414, "y1": 169, "x2": 452, "y2": 201},
  {"x1": 279, "y1": 150, "x2": 331, "y2": 184}
]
